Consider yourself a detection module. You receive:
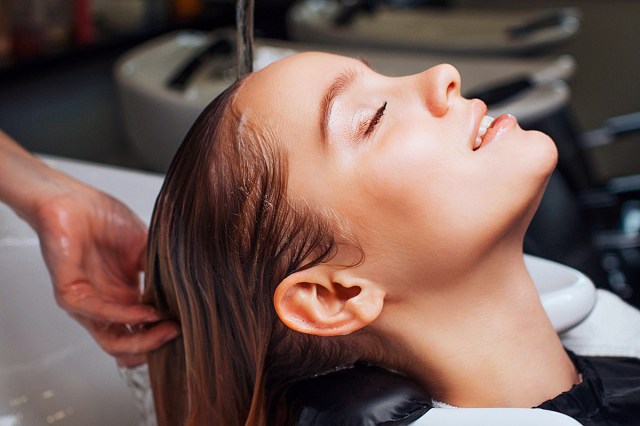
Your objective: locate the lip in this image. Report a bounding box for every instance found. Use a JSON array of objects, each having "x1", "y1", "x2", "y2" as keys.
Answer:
[
  {"x1": 469, "y1": 99, "x2": 489, "y2": 150},
  {"x1": 478, "y1": 114, "x2": 517, "y2": 149}
]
